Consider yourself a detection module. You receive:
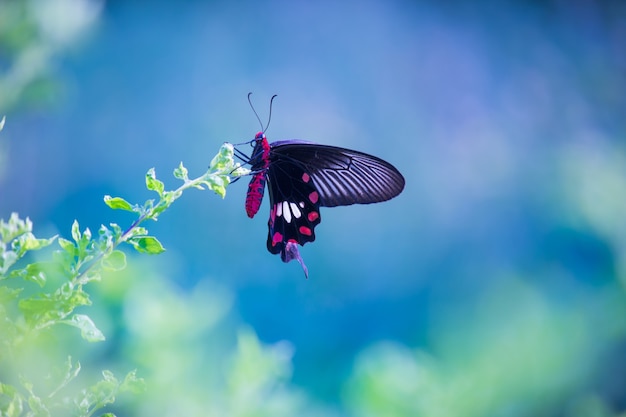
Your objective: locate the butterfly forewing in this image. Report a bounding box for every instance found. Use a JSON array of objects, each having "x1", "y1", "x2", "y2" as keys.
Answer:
[{"x1": 270, "y1": 141, "x2": 405, "y2": 207}]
